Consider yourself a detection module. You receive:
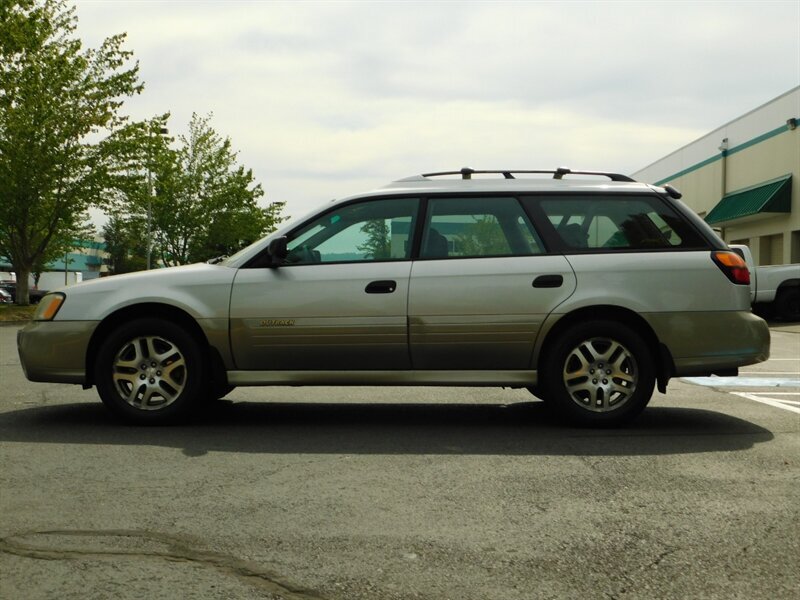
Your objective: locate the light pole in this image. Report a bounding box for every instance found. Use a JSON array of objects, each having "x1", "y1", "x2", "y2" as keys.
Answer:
[{"x1": 146, "y1": 126, "x2": 169, "y2": 270}]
